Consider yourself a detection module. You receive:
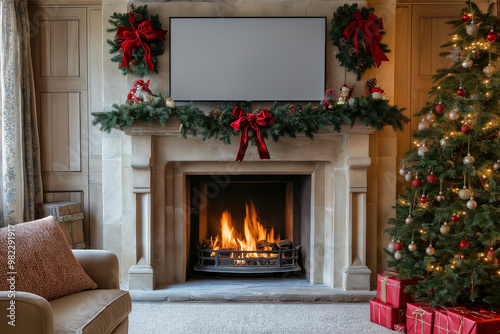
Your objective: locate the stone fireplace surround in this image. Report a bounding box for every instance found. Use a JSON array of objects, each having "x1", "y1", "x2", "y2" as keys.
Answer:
[{"x1": 118, "y1": 119, "x2": 374, "y2": 291}]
